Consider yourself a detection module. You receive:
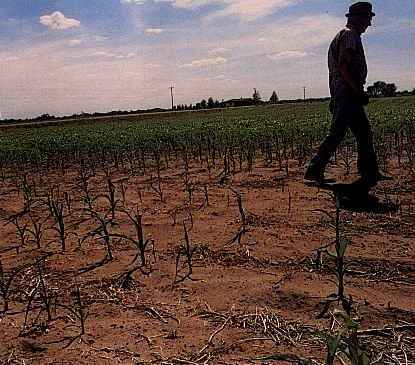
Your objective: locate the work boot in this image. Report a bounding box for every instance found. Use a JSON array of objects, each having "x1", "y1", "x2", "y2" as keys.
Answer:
[
  {"x1": 304, "y1": 163, "x2": 325, "y2": 183},
  {"x1": 354, "y1": 175, "x2": 377, "y2": 189}
]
